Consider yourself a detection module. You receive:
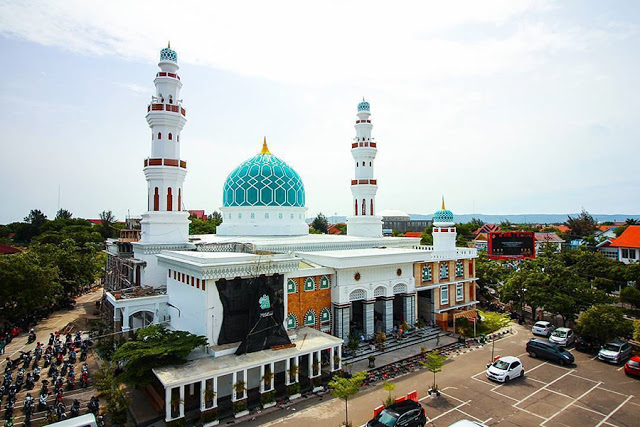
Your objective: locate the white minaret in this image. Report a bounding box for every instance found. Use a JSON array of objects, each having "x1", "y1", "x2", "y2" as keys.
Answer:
[
  {"x1": 432, "y1": 197, "x2": 457, "y2": 251},
  {"x1": 346, "y1": 99, "x2": 383, "y2": 237},
  {"x1": 132, "y1": 44, "x2": 191, "y2": 288},
  {"x1": 139, "y1": 43, "x2": 190, "y2": 245}
]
